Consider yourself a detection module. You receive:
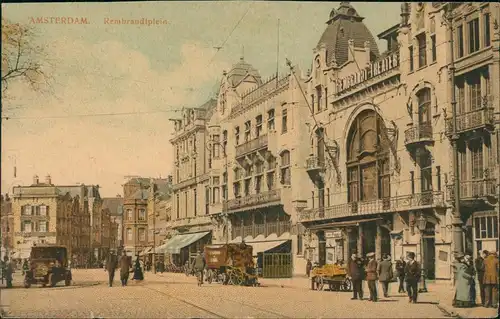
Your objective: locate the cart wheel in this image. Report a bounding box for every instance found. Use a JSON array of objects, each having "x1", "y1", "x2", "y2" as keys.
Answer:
[
  {"x1": 229, "y1": 272, "x2": 242, "y2": 286},
  {"x1": 328, "y1": 282, "x2": 335, "y2": 291},
  {"x1": 48, "y1": 274, "x2": 56, "y2": 287},
  {"x1": 342, "y1": 277, "x2": 352, "y2": 291},
  {"x1": 206, "y1": 269, "x2": 213, "y2": 284},
  {"x1": 315, "y1": 276, "x2": 324, "y2": 291}
]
